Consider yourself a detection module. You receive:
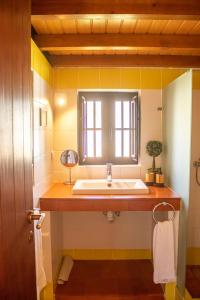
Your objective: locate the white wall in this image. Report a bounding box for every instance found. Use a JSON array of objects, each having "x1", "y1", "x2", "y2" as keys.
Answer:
[
  {"x1": 33, "y1": 70, "x2": 53, "y2": 207},
  {"x1": 62, "y1": 211, "x2": 152, "y2": 249},
  {"x1": 188, "y1": 89, "x2": 200, "y2": 248},
  {"x1": 53, "y1": 88, "x2": 162, "y2": 249},
  {"x1": 32, "y1": 70, "x2": 62, "y2": 296},
  {"x1": 53, "y1": 89, "x2": 162, "y2": 181}
]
